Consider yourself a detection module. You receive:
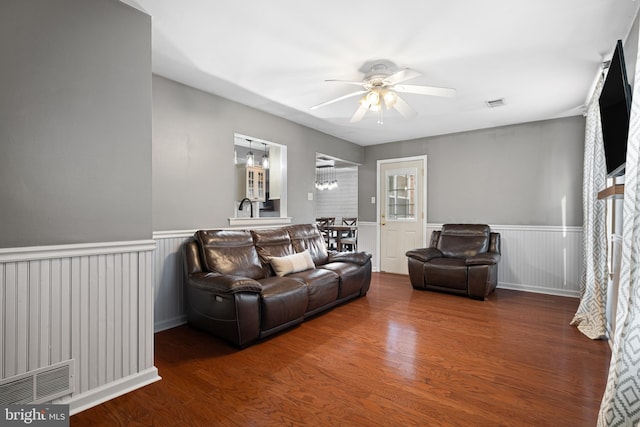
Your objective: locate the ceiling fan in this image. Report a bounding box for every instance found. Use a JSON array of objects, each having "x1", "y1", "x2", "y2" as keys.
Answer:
[{"x1": 311, "y1": 63, "x2": 456, "y2": 124}]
